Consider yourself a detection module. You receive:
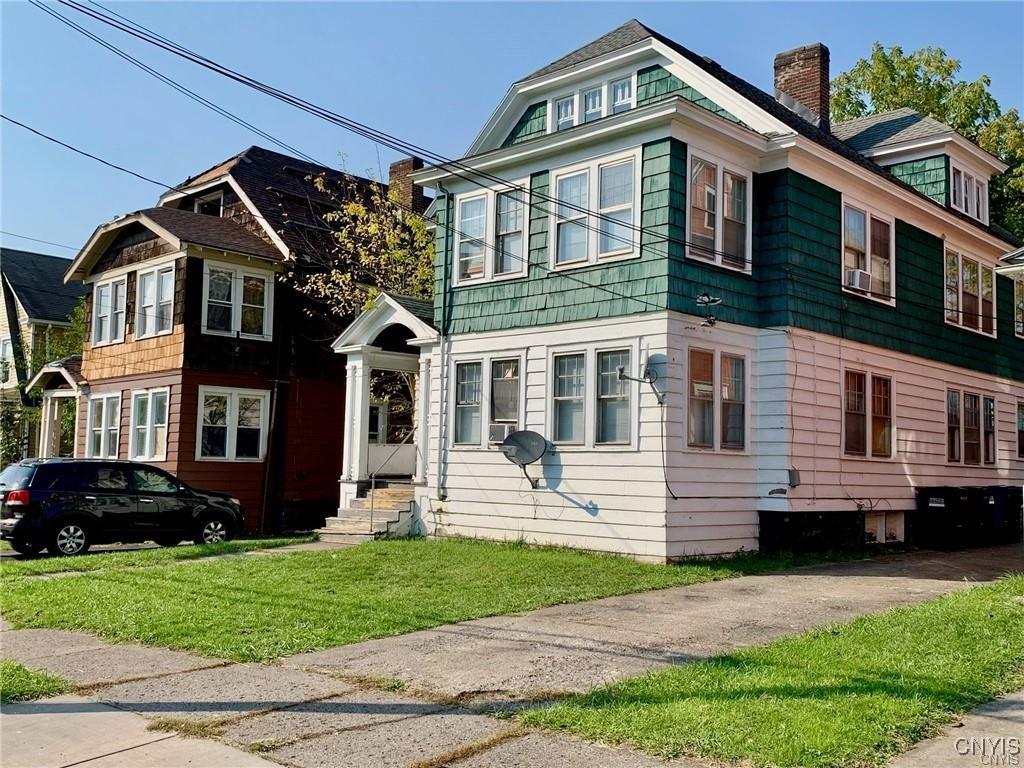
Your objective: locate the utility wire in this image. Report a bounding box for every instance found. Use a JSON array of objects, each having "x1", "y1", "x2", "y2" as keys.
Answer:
[{"x1": 0, "y1": 230, "x2": 79, "y2": 251}]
